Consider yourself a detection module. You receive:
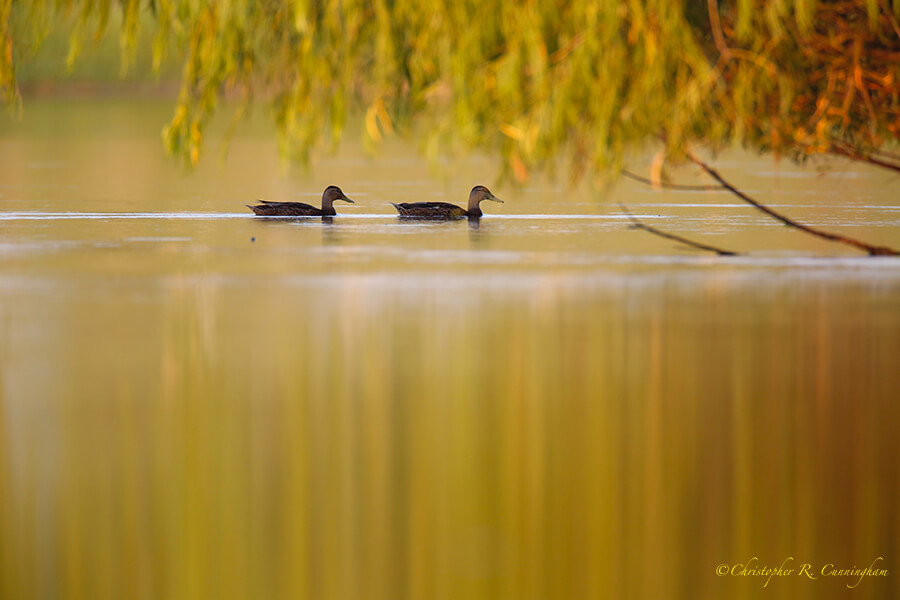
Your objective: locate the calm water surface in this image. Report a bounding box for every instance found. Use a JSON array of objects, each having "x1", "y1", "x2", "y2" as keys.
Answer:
[{"x1": 2, "y1": 101, "x2": 899, "y2": 599}]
